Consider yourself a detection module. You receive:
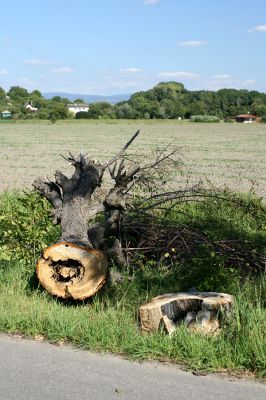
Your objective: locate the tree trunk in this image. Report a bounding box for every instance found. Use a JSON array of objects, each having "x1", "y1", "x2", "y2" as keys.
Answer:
[
  {"x1": 139, "y1": 292, "x2": 233, "y2": 335},
  {"x1": 33, "y1": 131, "x2": 140, "y2": 300}
]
